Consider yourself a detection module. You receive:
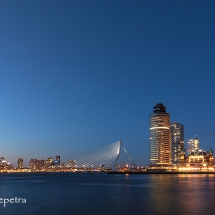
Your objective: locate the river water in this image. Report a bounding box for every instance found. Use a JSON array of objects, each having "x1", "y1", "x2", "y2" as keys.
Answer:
[{"x1": 0, "y1": 172, "x2": 215, "y2": 215}]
